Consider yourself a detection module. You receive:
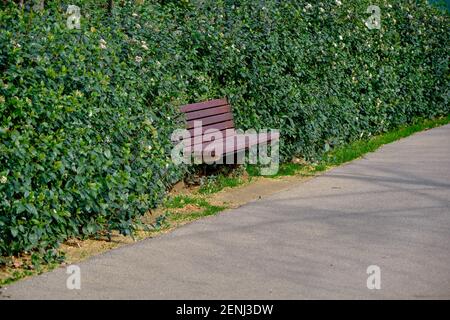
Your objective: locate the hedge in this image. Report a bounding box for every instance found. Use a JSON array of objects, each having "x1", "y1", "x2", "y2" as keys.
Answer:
[{"x1": 0, "y1": 0, "x2": 448, "y2": 259}]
